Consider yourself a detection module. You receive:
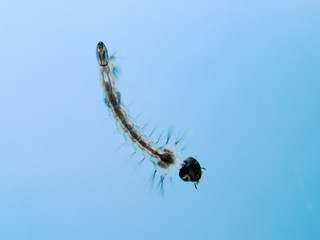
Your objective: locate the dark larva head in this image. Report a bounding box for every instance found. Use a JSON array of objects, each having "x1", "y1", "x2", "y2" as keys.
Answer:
[
  {"x1": 96, "y1": 41, "x2": 109, "y2": 66},
  {"x1": 179, "y1": 157, "x2": 203, "y2": 186}
]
